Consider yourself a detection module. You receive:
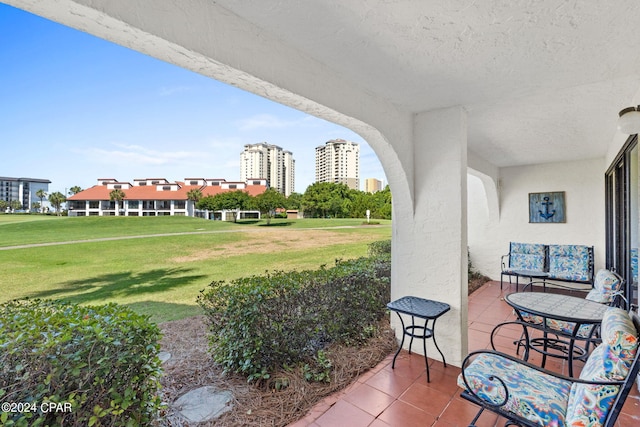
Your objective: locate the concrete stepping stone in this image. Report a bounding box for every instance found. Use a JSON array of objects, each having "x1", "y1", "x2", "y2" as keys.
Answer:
[
  {"x1": 158, "y1": 351, "x2": 171, "y2": 363},
  {"x1": 173, "y1": 386, "x2": 233, "y2": 423}
]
